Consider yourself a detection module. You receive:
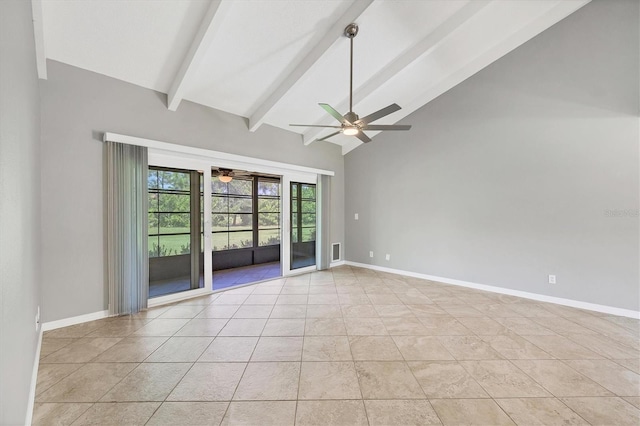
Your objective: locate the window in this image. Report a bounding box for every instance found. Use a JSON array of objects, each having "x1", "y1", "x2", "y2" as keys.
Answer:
[
  {"x1": 211, "y1": 175, "x2": 281, "y2": 251},
  {"x1": 148, "y1": 168, "x2": 201, "y2": 257},
  {"x1": 258, "y1": 178, "x2": 281, "y2": 247}
]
